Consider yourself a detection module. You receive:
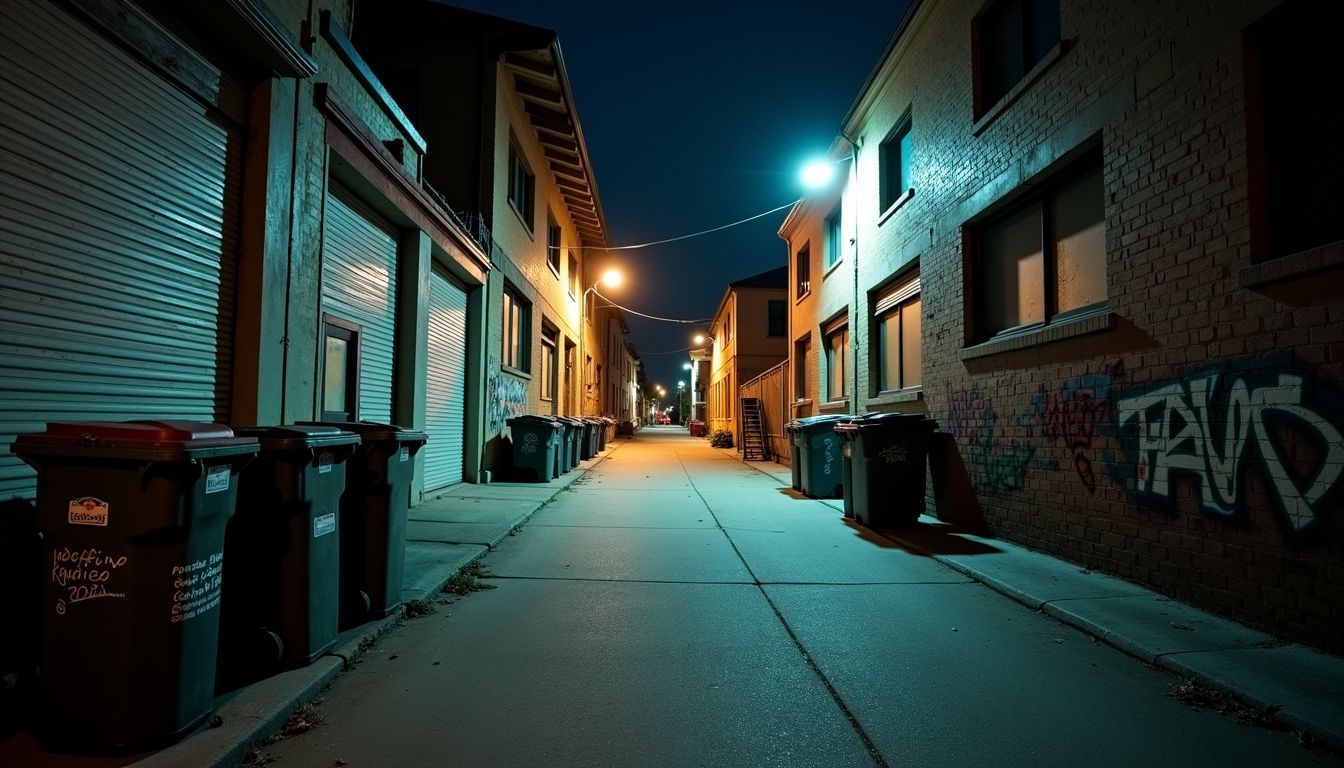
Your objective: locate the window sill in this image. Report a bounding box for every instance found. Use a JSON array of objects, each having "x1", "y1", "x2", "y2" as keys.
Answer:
[
  {"x1": 501, "y1": 365, "x2": 532, "y2": 380},
  {"x1": 548, "y1": 262, "x2": 560, "y2": 280},
  {"x1": 1239, "y1": 239, "x2": 1344, "y2": 300},
  {"x1": 973, "y1": 40, "x2": 1068, "y2": 138},
  {"x1": 878, "y1": 188, "x2": 915, "y2": 226},
  {"x1": 795, "y1": 289, "x2": 812, "y2": 304},
  {"x1": 819, "y1": 399, "x2": 849, "y2": 413},
  {"x1": 959, "y1": 308, "x2": 1115, "y2": 361},
  {"x1": 867, "y1": 388, "x2": 923, "y2": 406},
  {"x1": 823, "y1": 258, "x2": 845, "y2": 279},
  {"x1": 793, "y1": 398, "x2": 813, "y2": 407}
]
